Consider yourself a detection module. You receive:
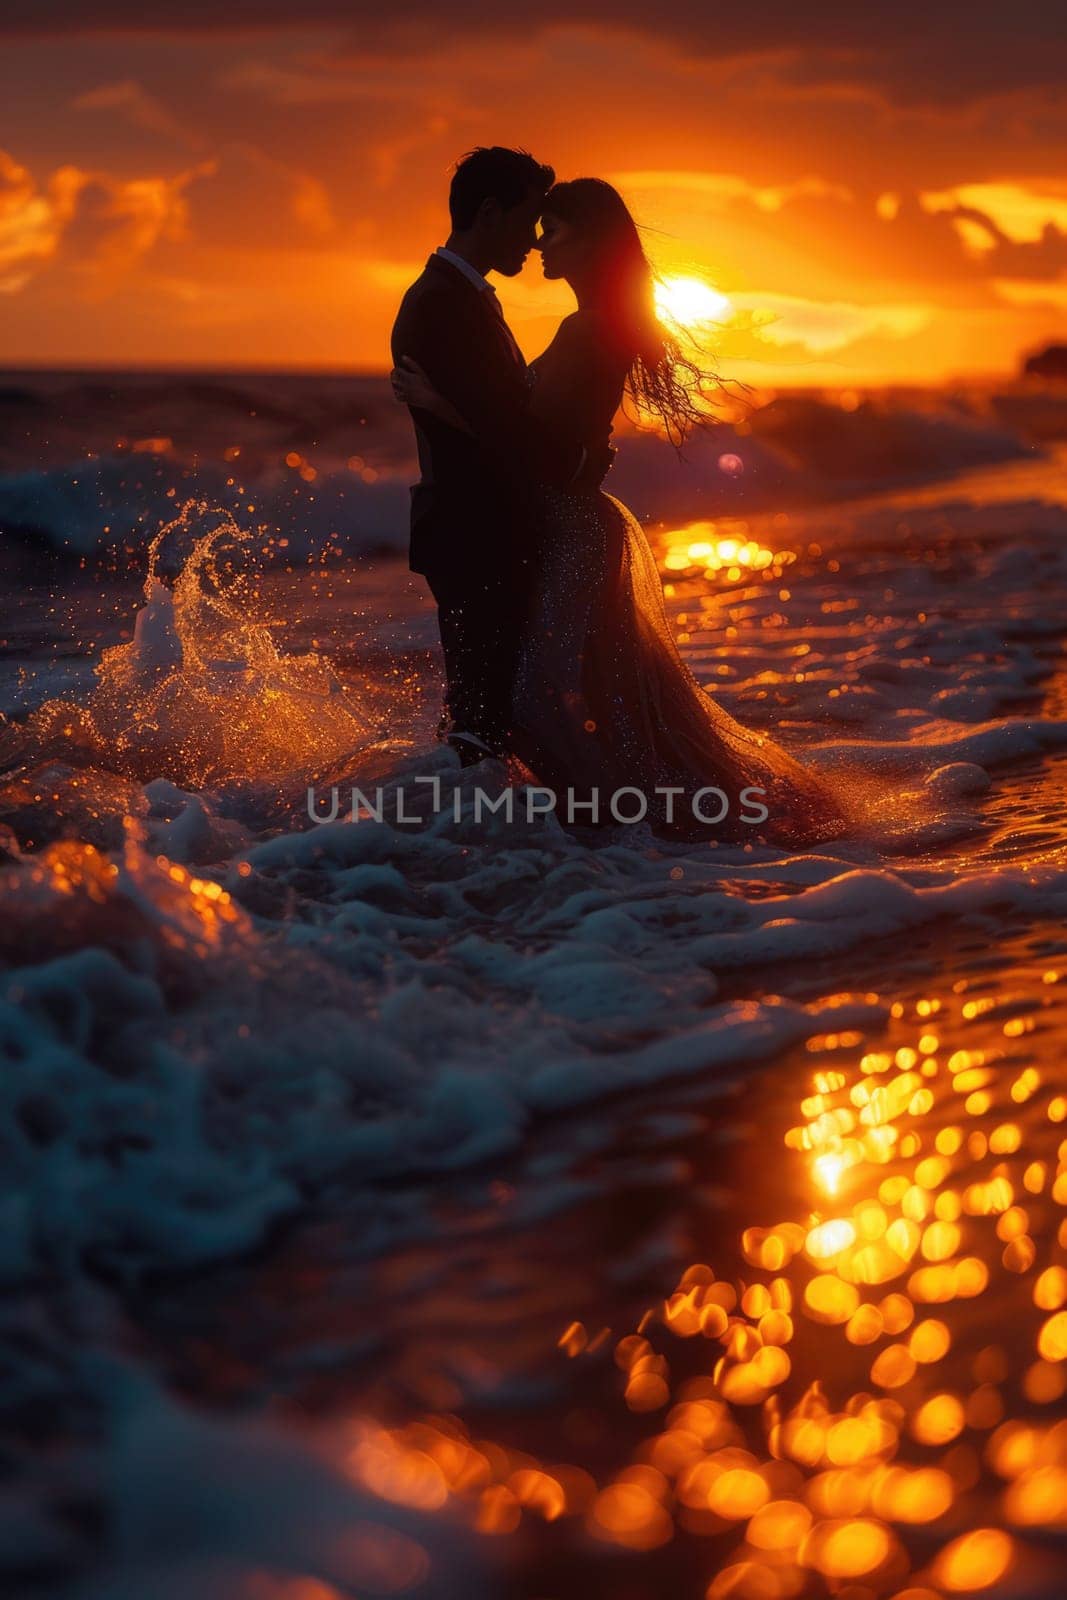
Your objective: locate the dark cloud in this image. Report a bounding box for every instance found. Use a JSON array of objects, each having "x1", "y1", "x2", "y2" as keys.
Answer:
[{"x1": 7, "y1": 2, "x2": 1067, "y2": 106}]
